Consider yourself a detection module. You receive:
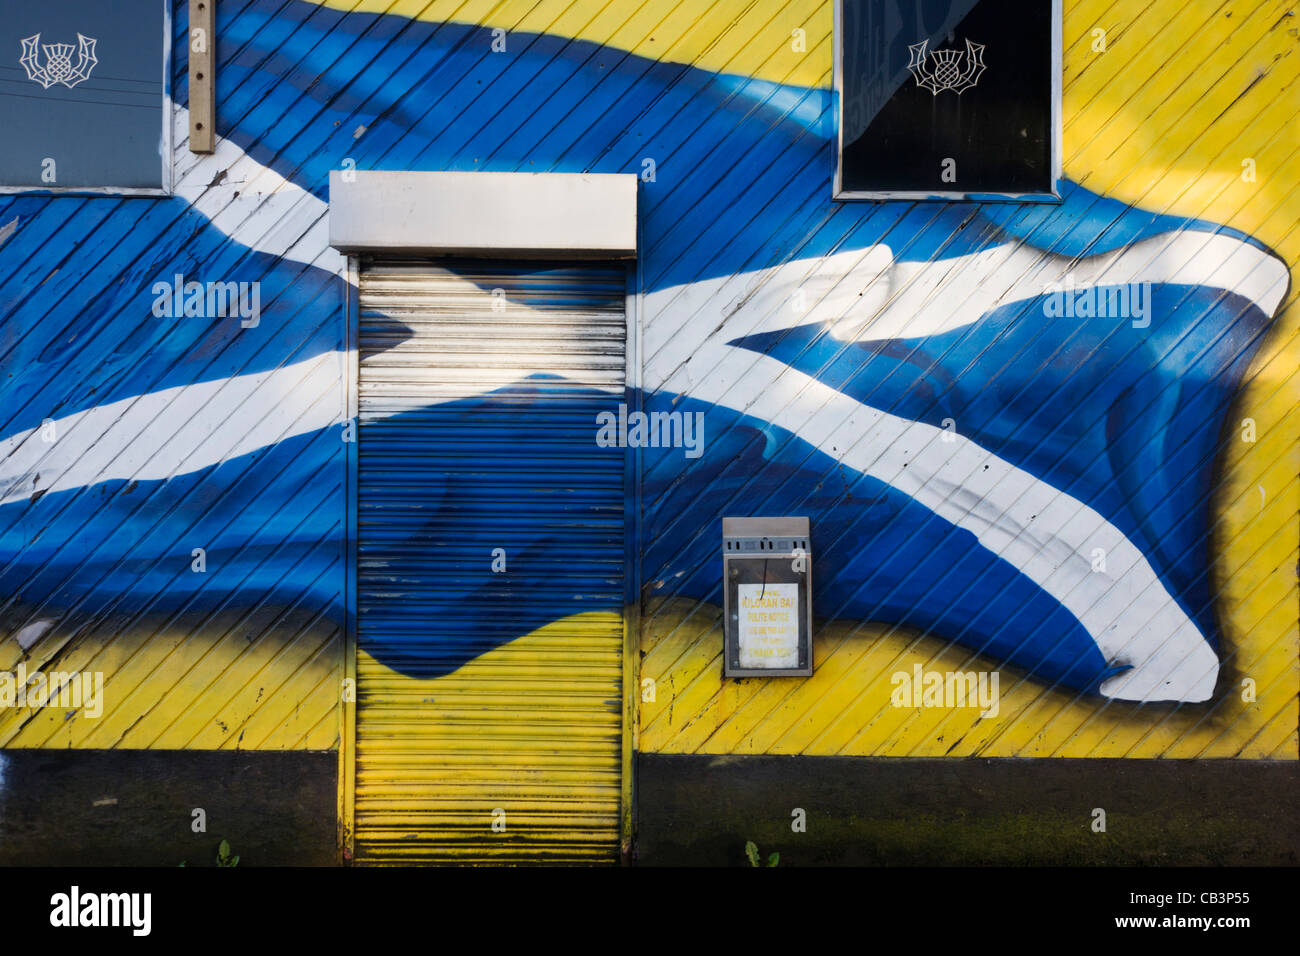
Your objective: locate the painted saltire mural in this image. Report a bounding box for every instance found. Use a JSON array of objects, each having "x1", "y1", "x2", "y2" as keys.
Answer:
[
  {"x1": 642, "y1": 194, "x2": 1288, "y2": 704},
  {"x1": 0, "y1": 0, "x2": 1295, "y2": 754}
]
